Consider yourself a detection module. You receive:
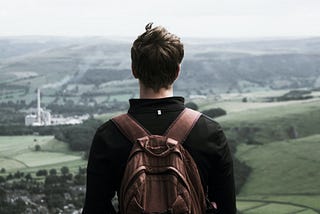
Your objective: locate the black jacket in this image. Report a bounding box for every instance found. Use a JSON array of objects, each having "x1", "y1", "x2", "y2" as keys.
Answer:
[{"x1": 83, "y1": 97, "x2": 236, "y2": 214}]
